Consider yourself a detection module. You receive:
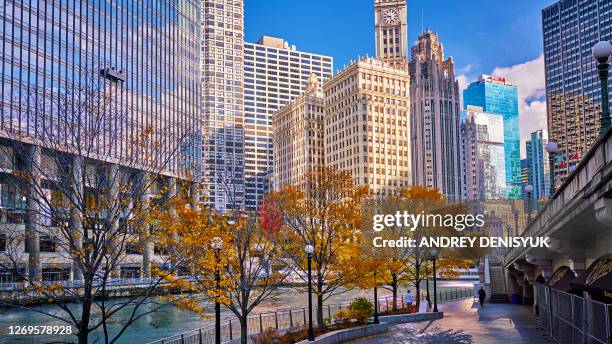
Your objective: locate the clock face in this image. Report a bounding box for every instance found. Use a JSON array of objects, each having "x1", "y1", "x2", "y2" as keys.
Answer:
[{"x1": 382, "y1": 9, "x2": 399, "y2": 24}]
